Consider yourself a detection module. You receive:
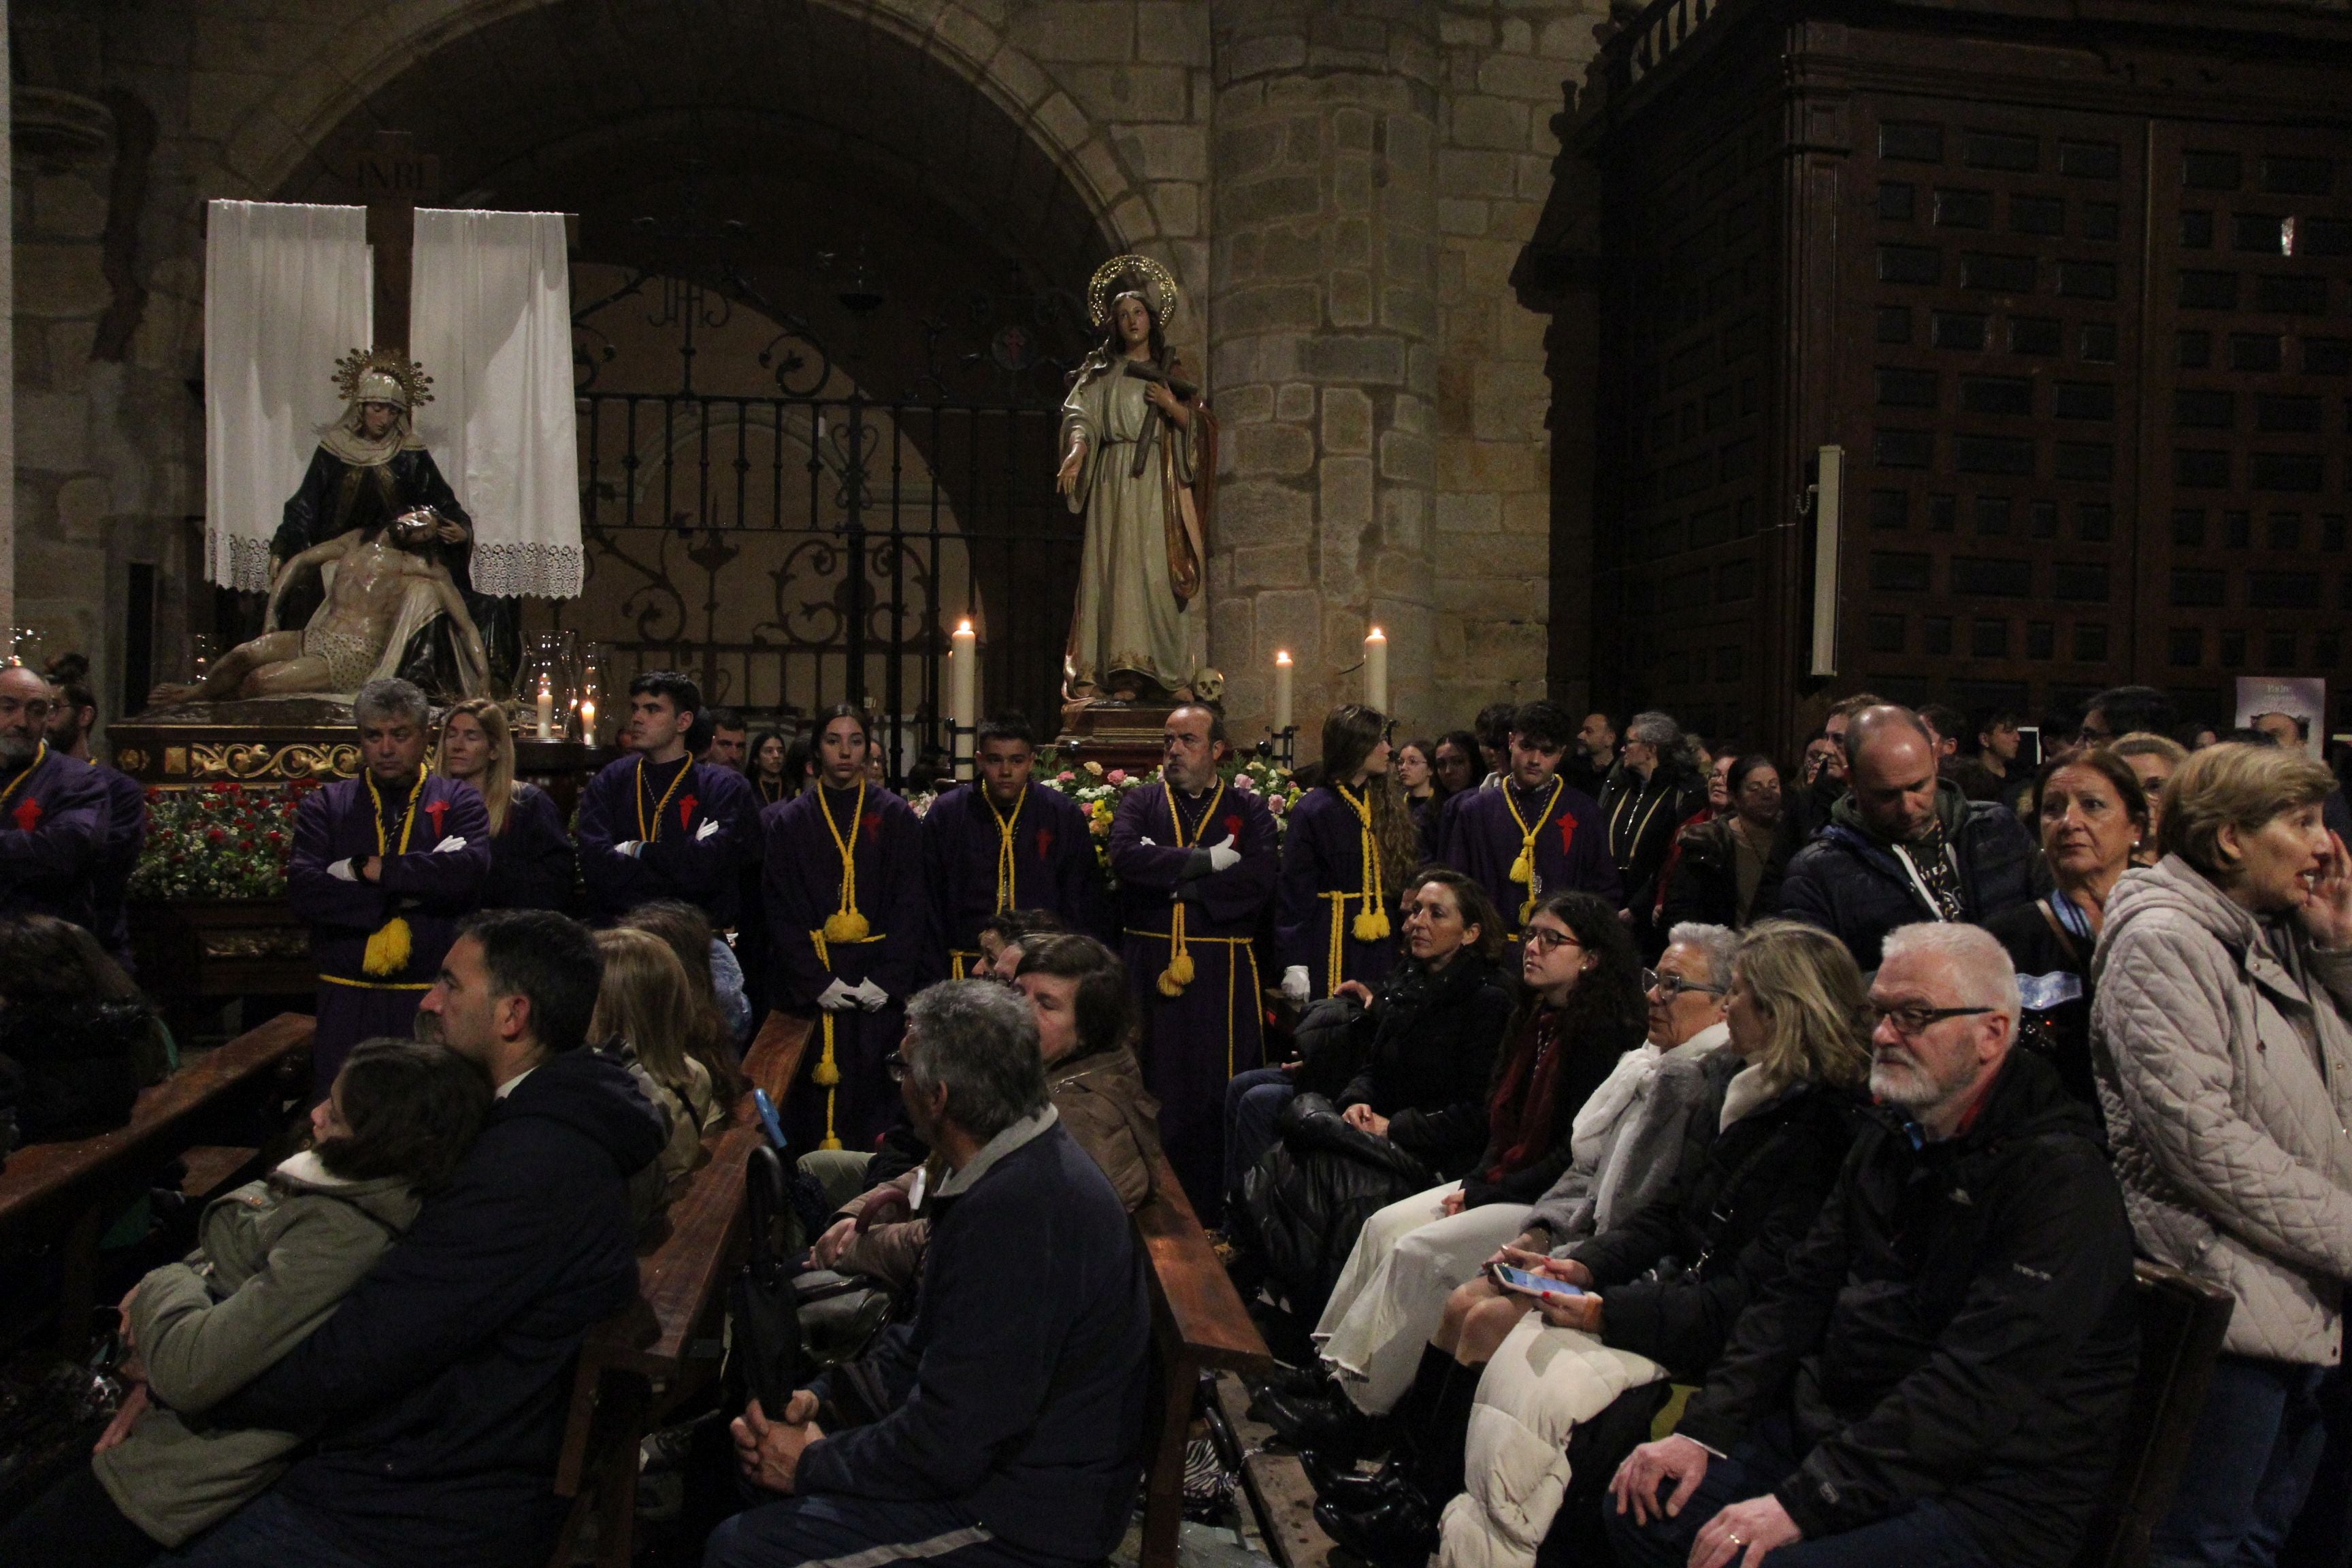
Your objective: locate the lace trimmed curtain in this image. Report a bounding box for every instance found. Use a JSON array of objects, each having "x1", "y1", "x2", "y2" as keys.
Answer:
[
  {"x1": 410, "y1": 208, "x2": 583, "y2": 598},
  {"x1": 203, "y1": 201, "x2": 372, "y2": 591}
]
